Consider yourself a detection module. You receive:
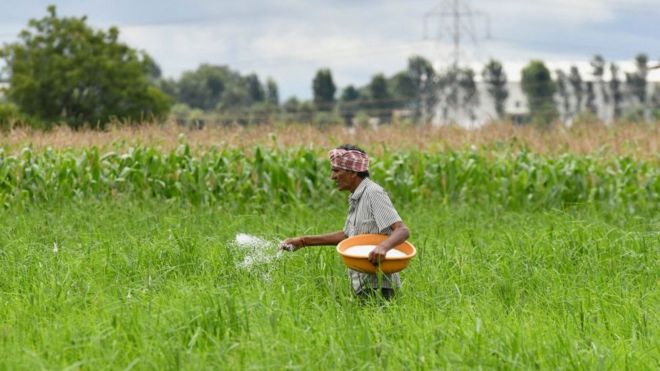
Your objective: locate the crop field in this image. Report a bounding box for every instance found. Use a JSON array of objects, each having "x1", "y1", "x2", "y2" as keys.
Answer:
[
  {"x1": 0, "y1": 125, "x2": 658, "y2": 369},
  {"x1": 1, "y1": 122, "x2": 658, "y2": 157}
]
